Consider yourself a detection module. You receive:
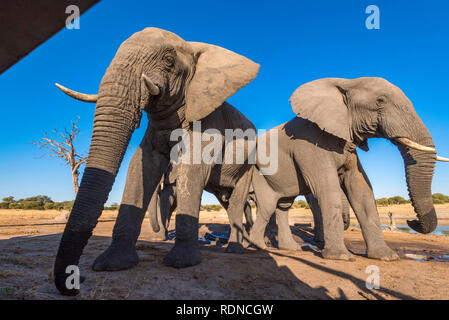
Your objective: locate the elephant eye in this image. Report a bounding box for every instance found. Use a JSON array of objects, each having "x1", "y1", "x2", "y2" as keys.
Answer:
[
  {"x1": 376, "y1": 96, "x2": 387, "y2": 105},
  {"x1": 164, "y1": 55, "x2": 175, "y2": 68}
]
